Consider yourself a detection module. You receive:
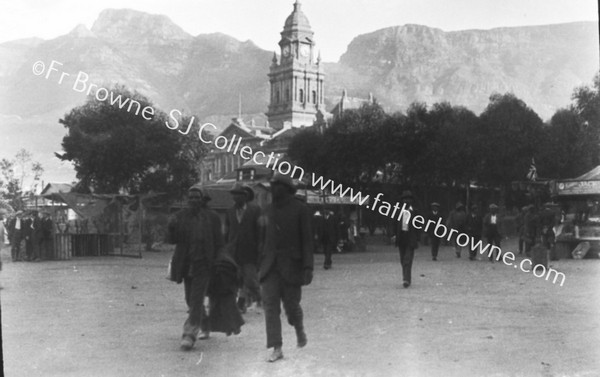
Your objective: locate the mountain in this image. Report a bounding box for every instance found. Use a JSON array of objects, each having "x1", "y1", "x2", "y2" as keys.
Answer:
[
  {"x1": 327, "y1": 22, "x2": 599, "y2": 116},
  {"x1": 0, "y1": 9, "x2": 598, "y2": 183}
]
